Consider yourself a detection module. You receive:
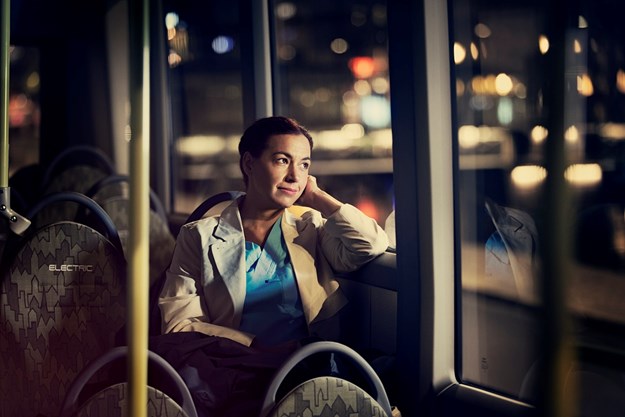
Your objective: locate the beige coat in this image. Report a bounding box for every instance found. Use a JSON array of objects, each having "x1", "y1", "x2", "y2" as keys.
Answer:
[{"x1": 159, "y1": 198, "x2": 389, "y2": 346}]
